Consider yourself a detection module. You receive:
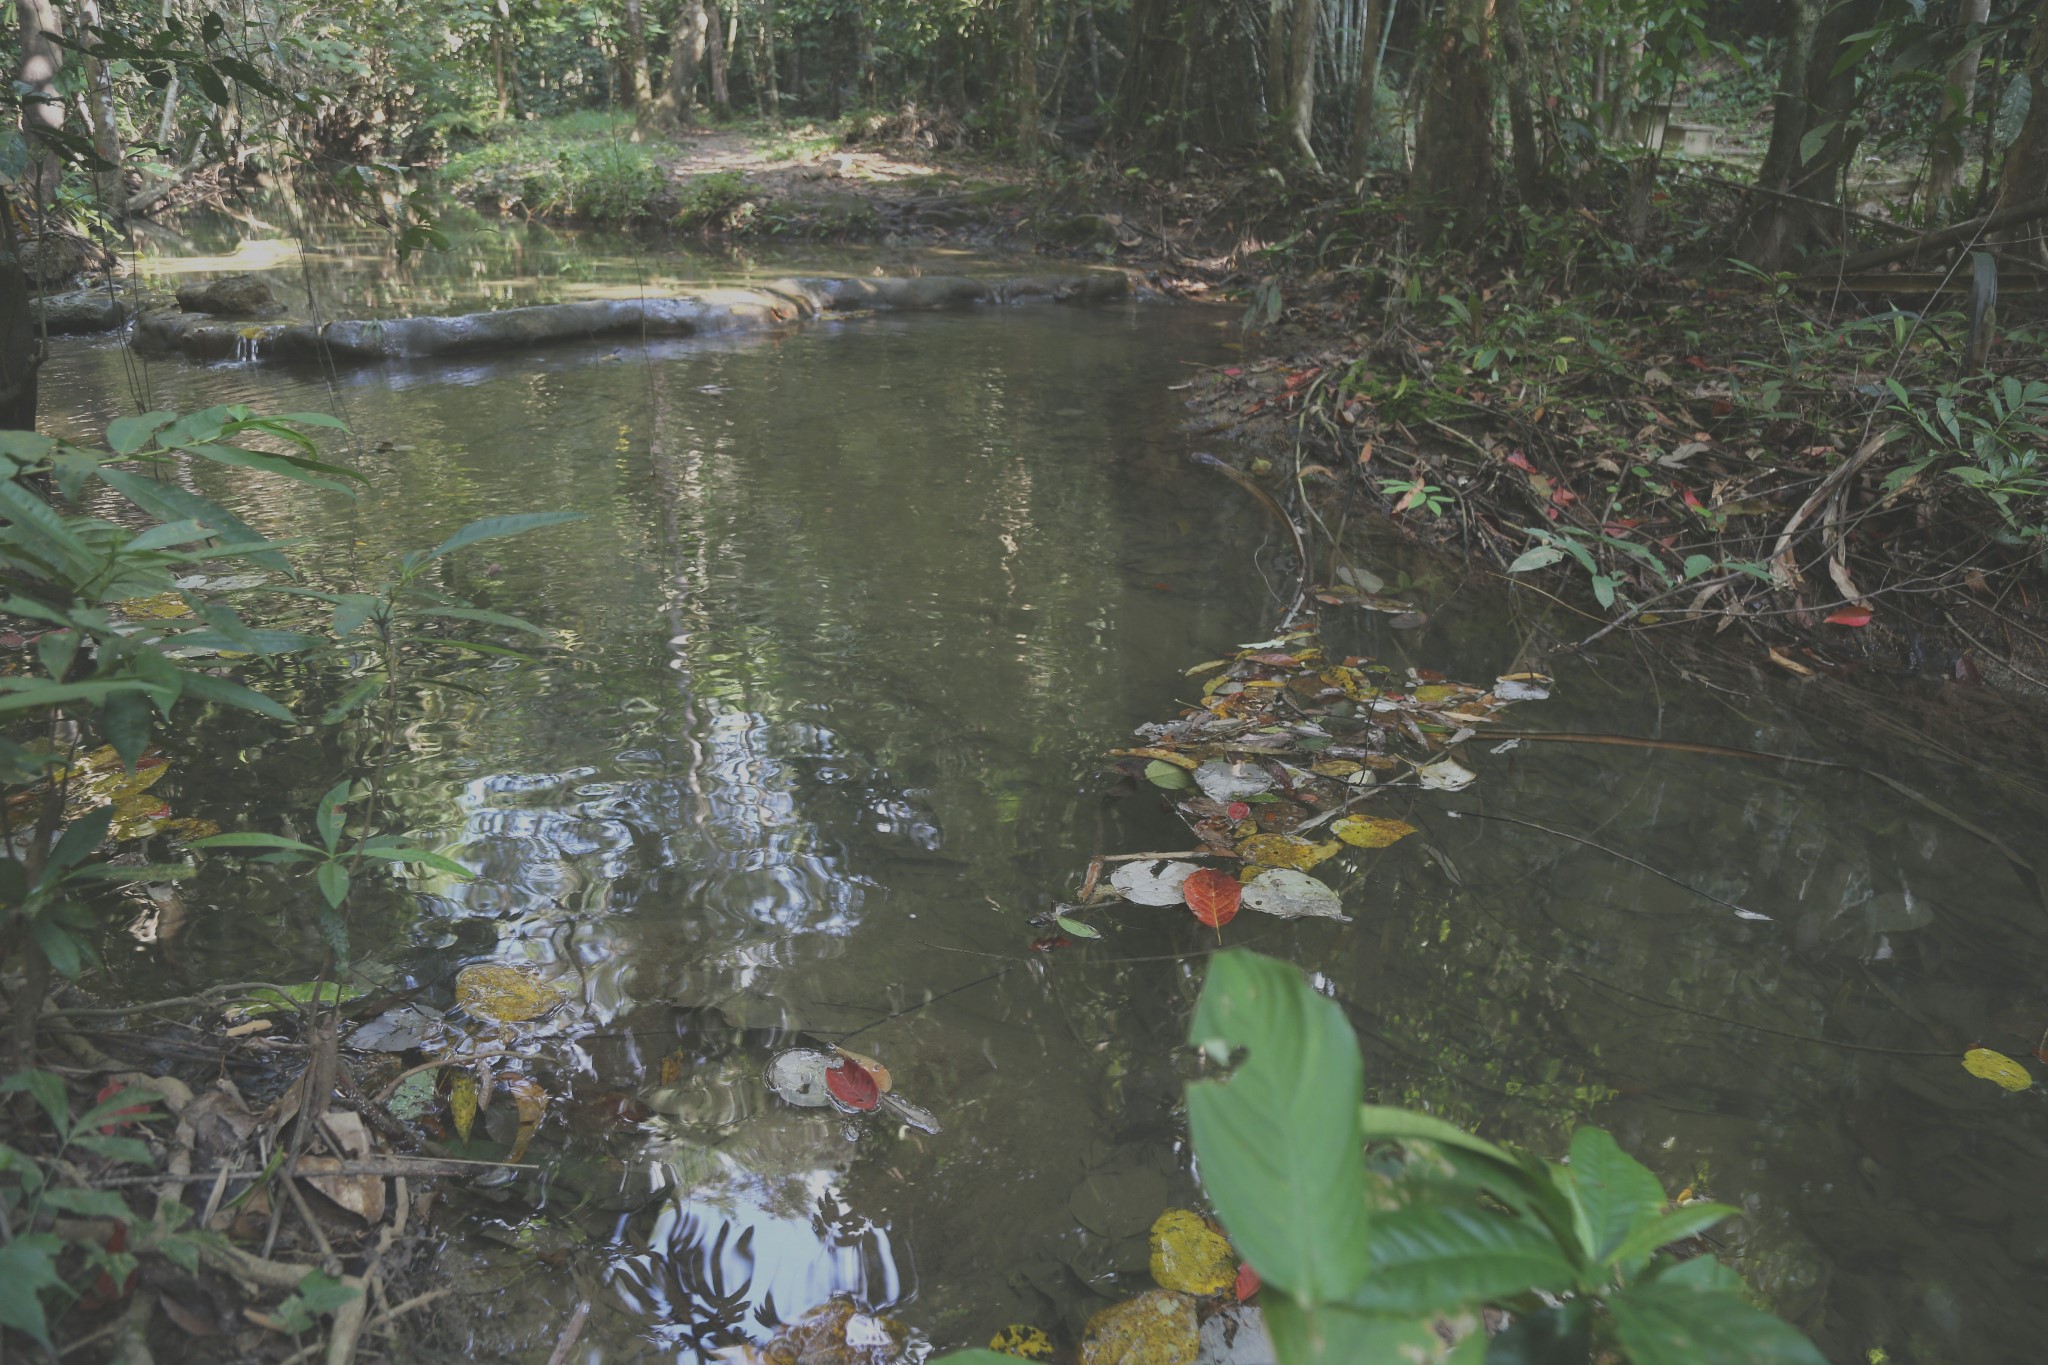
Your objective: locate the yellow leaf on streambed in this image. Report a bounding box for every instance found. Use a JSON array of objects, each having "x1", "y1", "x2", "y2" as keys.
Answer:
[
  {"x1": 1332, "y1": 815, "x2": 1419, "y2": 849},
  {"x1": 1082, "y1": 1290, "x2": 1199, "y2": 1365},
  {"x1": 449, "y1": 1072, "x2": 478, "y2": 1142},
  {"x1": 454, "y1": 964, "x2": 562, "y2": 1023},
  {"x1": 989, "y1": 1324, "x2": 1056, "y2": 1360},
  {"x1": 1148, "y1": 1208, "x2": 1236, "y2": 1296},
  {"x1": 1235, "y1": 834, "x2": 1341, "y2": 870},
  {"x1": 1963, "y1": 1047, "x2": 2033, "y2": 1092}
]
